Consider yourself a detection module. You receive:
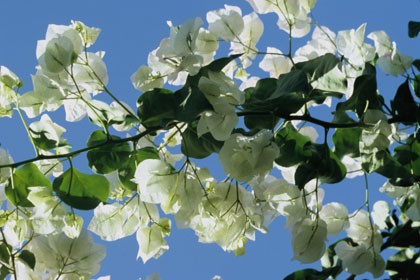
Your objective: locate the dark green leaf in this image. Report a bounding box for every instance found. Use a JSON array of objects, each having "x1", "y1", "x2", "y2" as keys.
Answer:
[
  {"x1": 274, "y1": 123, "x2": 312, "y2": 167},
  {"x1": 86, "y1": 130, "x2": 131, "y2": 174},
  {"x1": 244, "y1": 113, "x2": 279, "y2": 130},
  {"x1": 181, "y1": 123, "x2": 224, "y2": 159},
  {"x1": 409, "y1": 21, "x2": 420, "y2": 38},
  {"x1": 391, "y1": 79, "x2": 419, "y2": 124},
  {"x1": 362, "y1": 150, "x2": 413, "y2": 184},
  {"x1": 386, "y1": 249, "x2": 420, "y2": 279},
  {"x1": 0, "y1": 243, "x2": 11, "y2": 264},
  {"x1": 294, "y1": 53, "x2": 340, "y2": 81},
  {"x1": 394, "y1": 135, "x2": 420, "y2": 177},
  {"x1": 336, "y1": 63, "x2": 382, "y2": 118},
  {"x1": 243, "y1": 71, "x2": 309, "y2": 115},
  {"x1": 0, "y1": 266, "x2": 8, "y2": 280},
  {"x1": 18, "y1": 250, "x2": 36, "y2": 270},
  {"x1": 284, "y1": 267, "x2": 341, "y2": 280},
  {"x1": 118, "y1": 147, "x2": 160, "y2": 191},
  {"x1": 413, "y1": 60, "x2": 420, "y2": 72},
  {"x1": 307, "y1": 89, "x2": 343, "y2": 105},
  {"x1": 137, "y1": 88, "x2": 177, "y2": 128},
  {"x1": 174, "y1": 84, "x2": 212, "y2": 123},
  {"x1": 332, "y1": 113, "x2": 362, "y2": 158},
  {"x1": 411, "y1": 74, "x2": 420, "y2": 99},
  {"x1": 382, "y1": 220, "x2": 420, "y2": 250},
  {"x1": 205, "y1": 53, "x2": 242, "y2": 72},
  {"x1": 5, "y1": 163, "x2": 52, "y2": 207},
  {"x1": 295, "y1": 144, "x2": 346, "y2": 189},
  {"x1": 53, "y1": 167, "x2": 110, "y2": 210}
]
